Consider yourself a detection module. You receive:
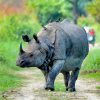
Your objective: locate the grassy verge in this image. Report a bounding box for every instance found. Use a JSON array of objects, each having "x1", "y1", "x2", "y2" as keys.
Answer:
[
  {"x1": 80, "y1": 72, "x2": 100, "y2": 81},
  {"x1": 79, "y1": 72, "x2": 100, "y2": 90},
  {"x1": 93, "y1": 24, "x2": 100, "y2": 43},
  {"x1": 96, "y1": 86, "x2": 100, "y2": 89},
  {"x1": 80, "y1": 48, "x2": 100, "y2": 90},
  {"x1": 0, "y1": 41, "x2": 23, "y2": 98},
  {"x1": 81, "y1": 48, "x2": 100, "y2": 72}
]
